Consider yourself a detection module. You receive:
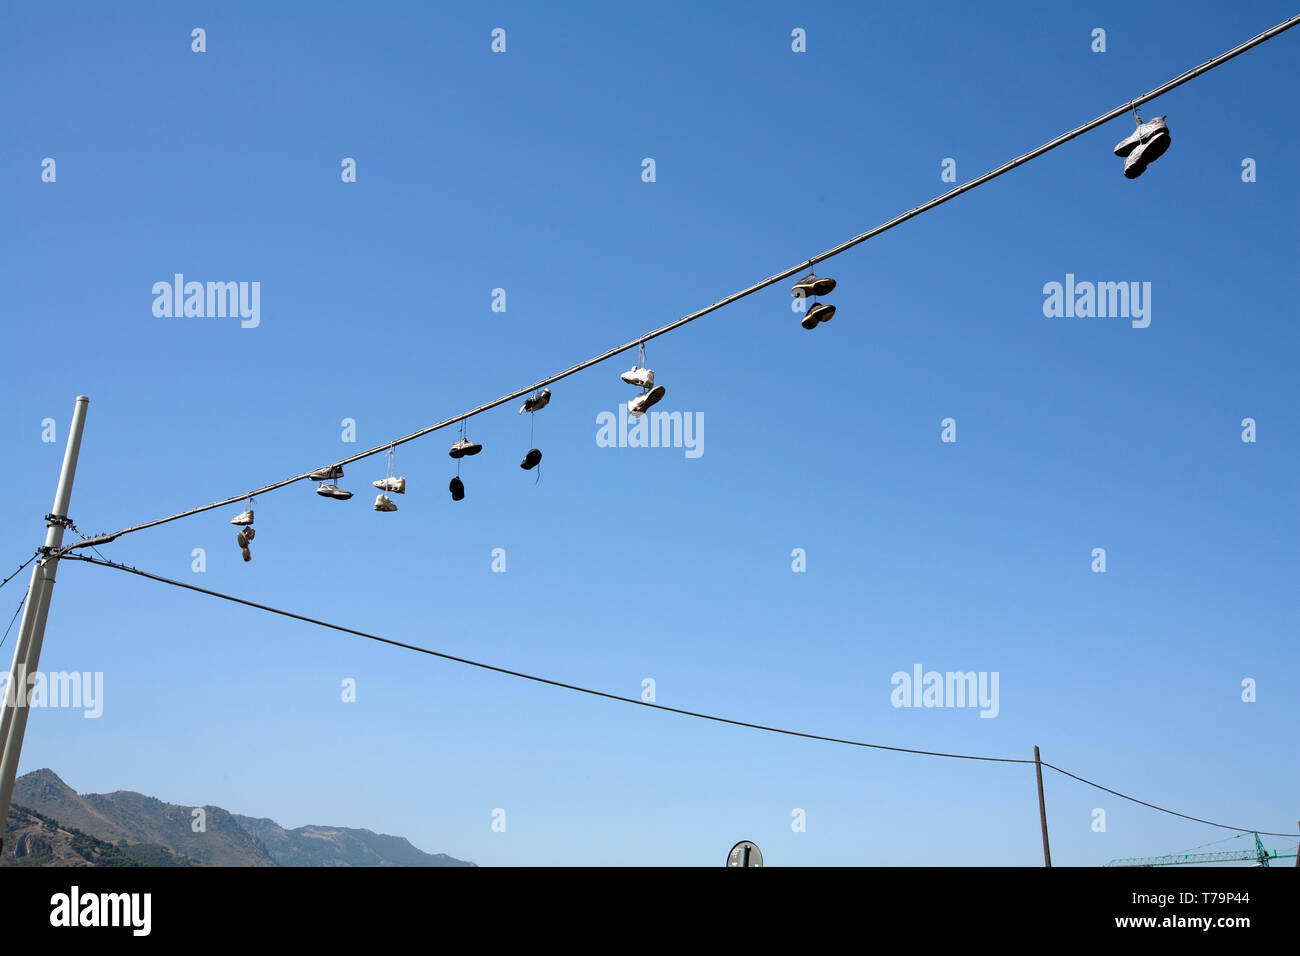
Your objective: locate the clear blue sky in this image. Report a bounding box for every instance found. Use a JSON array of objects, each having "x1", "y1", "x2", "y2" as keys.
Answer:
[{"x1": 1, "y1": 0, "x2": 1296, "y2": 866}]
